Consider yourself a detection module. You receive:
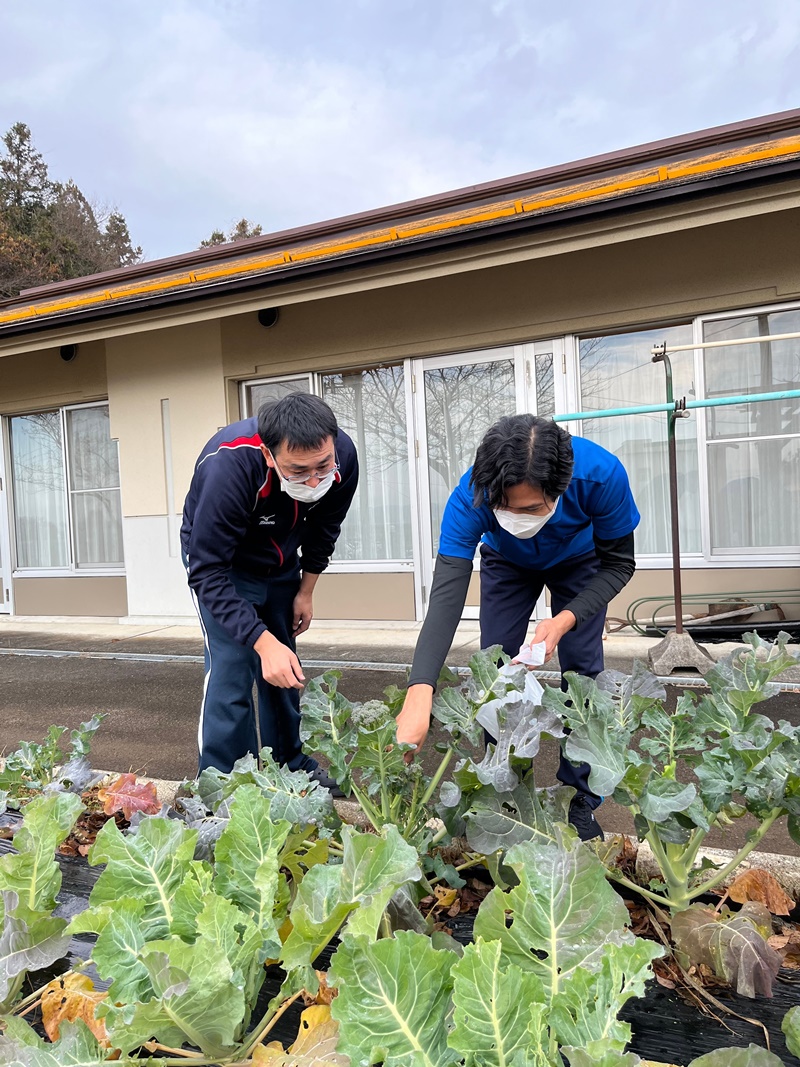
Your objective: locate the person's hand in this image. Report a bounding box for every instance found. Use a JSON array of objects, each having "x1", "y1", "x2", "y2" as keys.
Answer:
[
  {"x1": 292, "y1": 590, "x2": 314, "y2": 636},
  {"x1": 530, "y1": 610, "x2": 577, "y2": 661},
  {"x1": 254, "y1": 631, "x2": 305, "y2": 689},
  {"x1": 396, "y1": 684, "x2": 434, "y2": 758}
]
